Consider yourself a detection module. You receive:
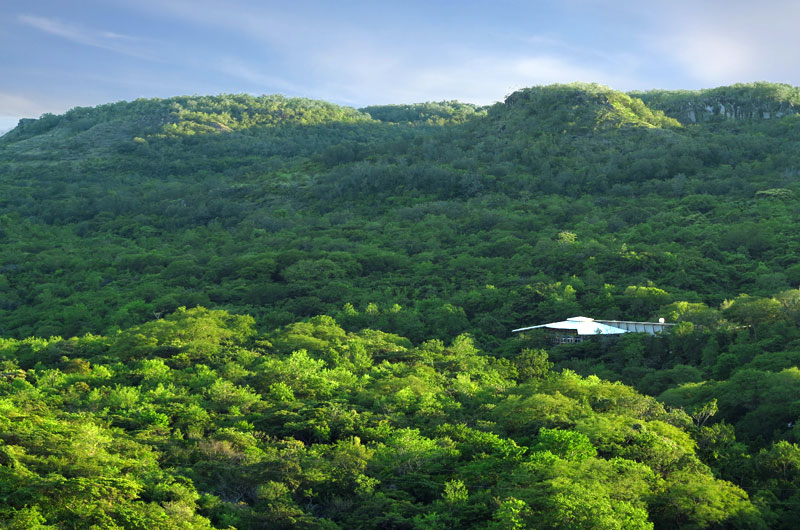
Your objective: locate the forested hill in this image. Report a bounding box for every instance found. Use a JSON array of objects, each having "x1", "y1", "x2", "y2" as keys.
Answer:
[
  {"x1": 631, "y1": 82, "x2": 800, "y2": 124},
  {"x1": 2, "y1": 82, "x2": 799, "y2": 342},
  {"x1": 4, "y1": 94, "x2": 371, "y2": 143},
  {"x1": 1, "y1": 82, "x2": 800, "y2": 528}
]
